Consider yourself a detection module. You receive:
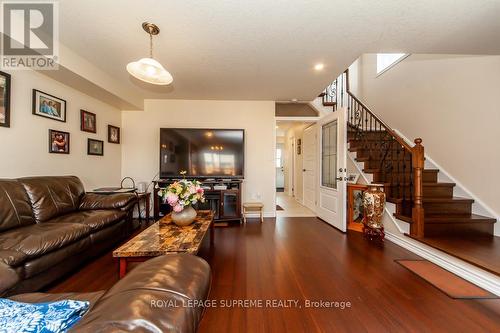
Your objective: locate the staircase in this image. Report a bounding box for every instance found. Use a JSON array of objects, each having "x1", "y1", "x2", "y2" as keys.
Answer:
[{"x1": 320, "y1": 71, "x2": 496, "y2": 239}]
